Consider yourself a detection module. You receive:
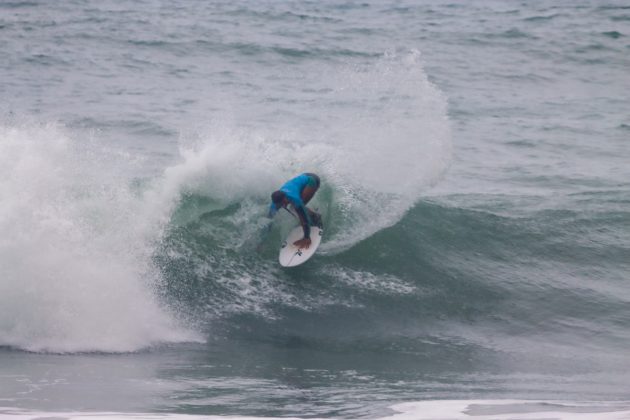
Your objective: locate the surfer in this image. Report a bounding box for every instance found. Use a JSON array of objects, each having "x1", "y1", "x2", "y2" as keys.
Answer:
[{"x1": 269, "y1": 173, "x2": 322, "y2": 249}]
